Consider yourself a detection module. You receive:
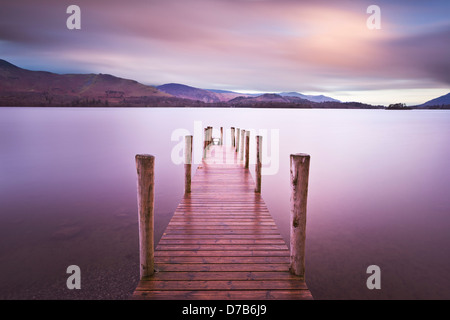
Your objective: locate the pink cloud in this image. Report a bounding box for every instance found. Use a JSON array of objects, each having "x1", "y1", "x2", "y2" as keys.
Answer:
[{"x1": 1, "y1": 0, "x2": 448, "y2": 95}]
